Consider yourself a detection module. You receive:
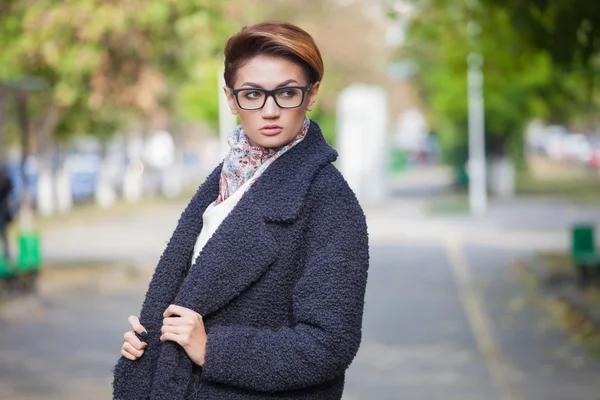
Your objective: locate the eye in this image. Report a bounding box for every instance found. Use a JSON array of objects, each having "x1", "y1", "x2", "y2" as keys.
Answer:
[
  {"x1": 277, "y1": 88, "x2": 299, "y2": 98},
  {"x1": 243, "y1": 91, "x2": 263, "y2": 100}
]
